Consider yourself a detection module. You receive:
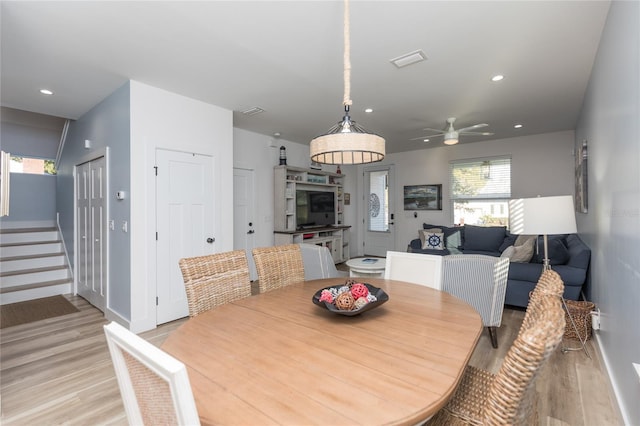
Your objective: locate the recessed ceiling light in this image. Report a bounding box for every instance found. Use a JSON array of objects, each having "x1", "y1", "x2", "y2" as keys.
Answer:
[
  {"x1": 491, "y1": 75, "x2": 504, "y2": 82},
  {"x1": 39, "y1": 89, "x2": 54, "y2": 95},
  {"x1": 364, "y1": 108, "x2": 373, "y2": 113},
  {"x1": 423, "y1": 139, "x2": 430, "y2": 143},
  {"x1": 514, "y1": 124, "x2": 523, "y2": 128}
]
